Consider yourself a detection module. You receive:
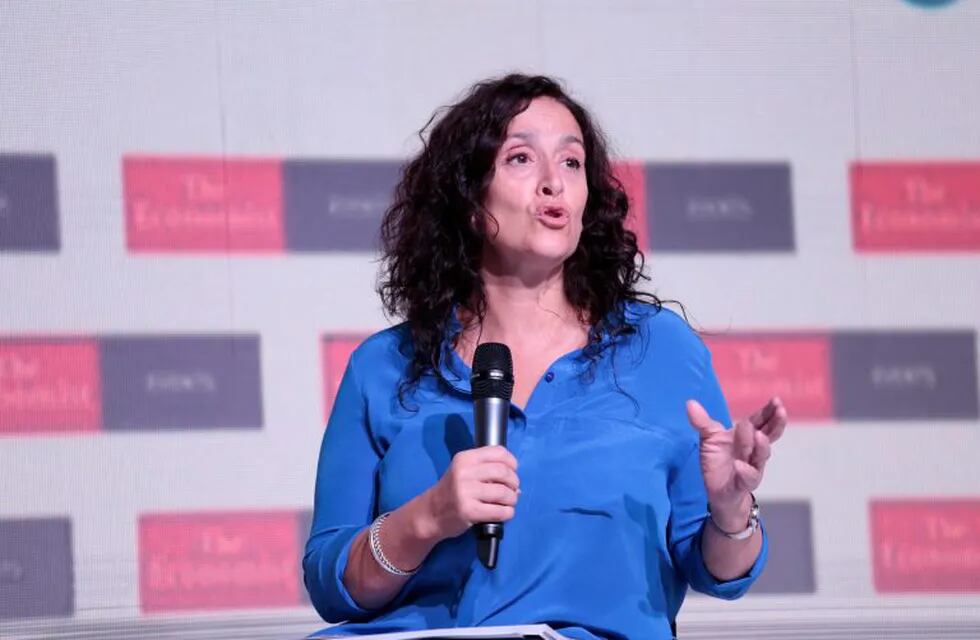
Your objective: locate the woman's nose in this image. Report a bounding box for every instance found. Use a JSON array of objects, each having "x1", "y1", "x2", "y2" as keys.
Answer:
[{"x1": 538, "y1": 165, "x2": 563, "y2": 197}]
